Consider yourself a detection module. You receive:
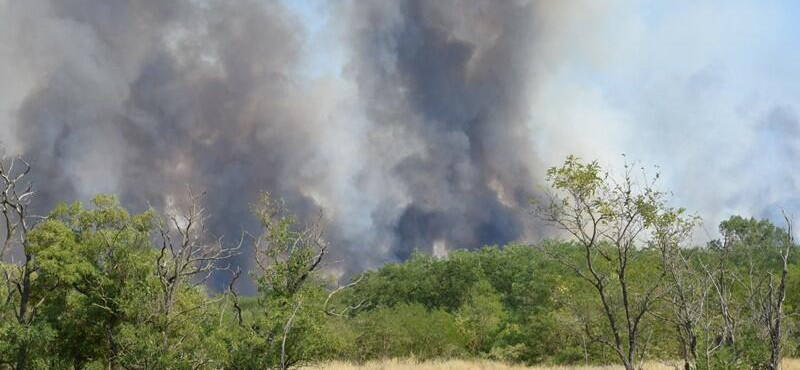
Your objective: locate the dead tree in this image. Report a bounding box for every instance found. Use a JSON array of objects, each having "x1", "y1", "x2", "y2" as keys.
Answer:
[
  {"x1": 653, "y1": 220, "x2": 707, "y2": 370},
  {"x1": 227, "y1": 267, "x2": 245, "y2": 327},
  {"x1": 149, "y1": 187, "x2": 242, "y2": 369},
  {"x1": 699, "y1": 240, "x2": 741, "y2": 359},
  {"x1": 323, "y1": 275, "x2": 365, "y2": 318},
  {"x1": 0, "y1": 154, "x2": 40, "y2": 370},
  {"x1": 154, "y1": 187, "x2": 241, "y2": 320},
  {"x1": 535, "y1": 156, "x2": 694, "y2": 370},
  {"x1": 757, "y1": 211, "x2": 793, "y2": 370}
]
